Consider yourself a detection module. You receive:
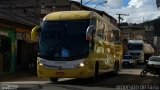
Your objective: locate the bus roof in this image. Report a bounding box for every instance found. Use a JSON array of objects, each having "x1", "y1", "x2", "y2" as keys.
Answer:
[
  {"x1": 43, "y1": 11, "x2": 100, "y2": 21},
  {"x1": 43, "y1": 10, "x2": 120, "y2": 31}
]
